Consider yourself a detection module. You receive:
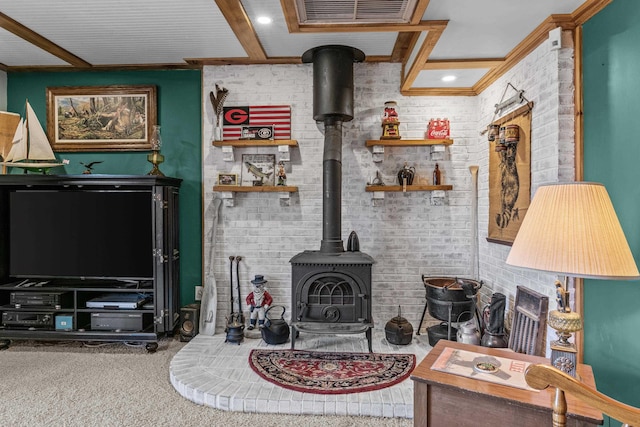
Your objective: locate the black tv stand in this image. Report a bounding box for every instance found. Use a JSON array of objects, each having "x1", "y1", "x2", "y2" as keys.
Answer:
[{"x1": 0, "y1": 175, "x2": 181, "y2": 352}]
